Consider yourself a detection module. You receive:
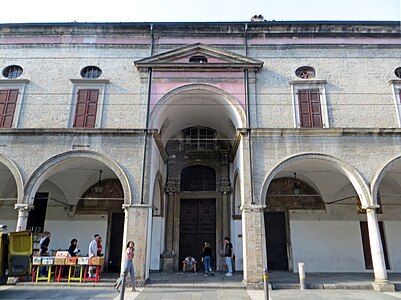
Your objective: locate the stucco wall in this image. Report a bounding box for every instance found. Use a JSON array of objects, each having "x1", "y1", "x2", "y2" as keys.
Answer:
[{"x1": 290, "y1": 220, "x2": 366, "y2": 272}]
